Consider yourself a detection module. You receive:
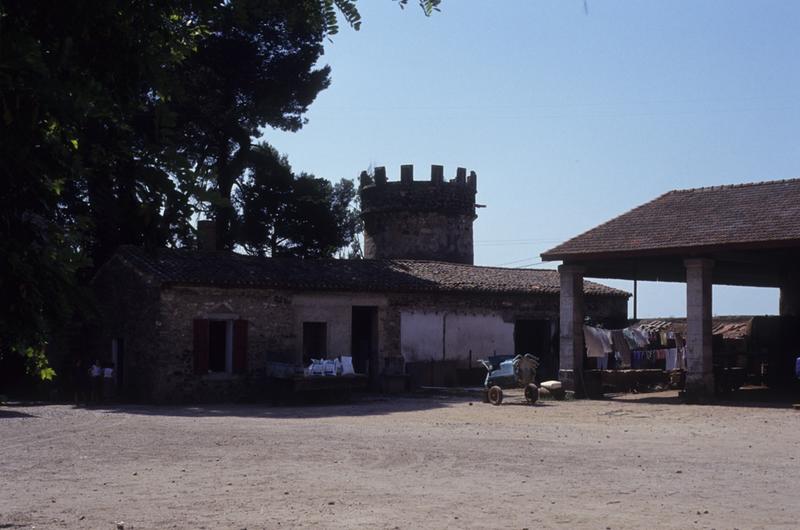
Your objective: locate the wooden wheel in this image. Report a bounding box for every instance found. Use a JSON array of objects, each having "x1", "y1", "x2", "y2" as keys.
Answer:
[
  {"x1": 525, "y1": 383, "x2": 539, "y2": 405},
  {"x1": 487, "y1": 385, "x2": 503, "y2": 406}
]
